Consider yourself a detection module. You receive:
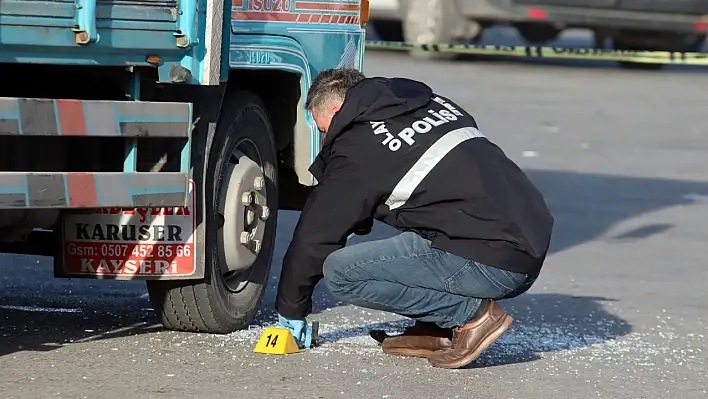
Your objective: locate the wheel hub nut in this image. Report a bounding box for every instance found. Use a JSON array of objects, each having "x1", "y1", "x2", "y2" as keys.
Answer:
[
  {"x1": 241, "y1": 192, "x2": 253, "y2": 206},
  {"x1": 254, "y1": 176, "x2": 265, "y2": 191},
  {"x1": 260, "y1": 206, "x2": 270, "y2": 221},
  {"x1": 239, "y1": 231, "x2": 251, "y2": 244}
]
